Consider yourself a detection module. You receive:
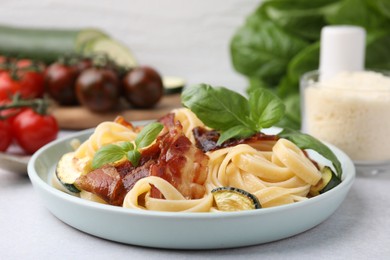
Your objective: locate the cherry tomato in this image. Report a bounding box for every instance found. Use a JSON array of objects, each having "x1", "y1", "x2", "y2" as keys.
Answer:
[
  {"x1": 75, "y1": 67, "x2": 120, "y2": 112},
  {"x1": 16, "y1": 59, "x2": 45, "y2": 98},
  {"x1": 122, "y1": 66, "x2": 163, "y2": 108},
  {"x1": 0, "y1": 119, "x2": 12, "y2": 152},
  {"x1": 45, "y1": 63, "x2": 79, "y2": 106},
  {"x1": 12, "y1": 108, "x2": 58, "y2": 154},
  {"x1": 0, "y1": 59, "x2": 45, "y2": 101},
  {"x1": 45, "y1": 58, "x2": 94, "y2": 106},
  {"x1": 0, "y1": 72, "x2": 20, "y2": 101}
]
